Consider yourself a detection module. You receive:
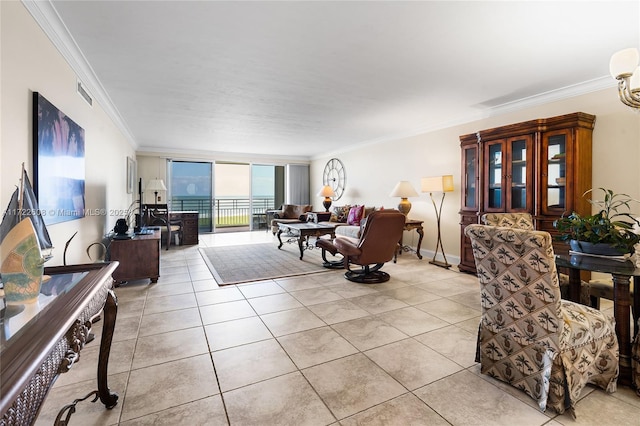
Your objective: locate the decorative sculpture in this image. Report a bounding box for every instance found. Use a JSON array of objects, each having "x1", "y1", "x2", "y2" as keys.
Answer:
[{"x1": 0, "y1": 218, "x2": 45, "y2": 304}]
